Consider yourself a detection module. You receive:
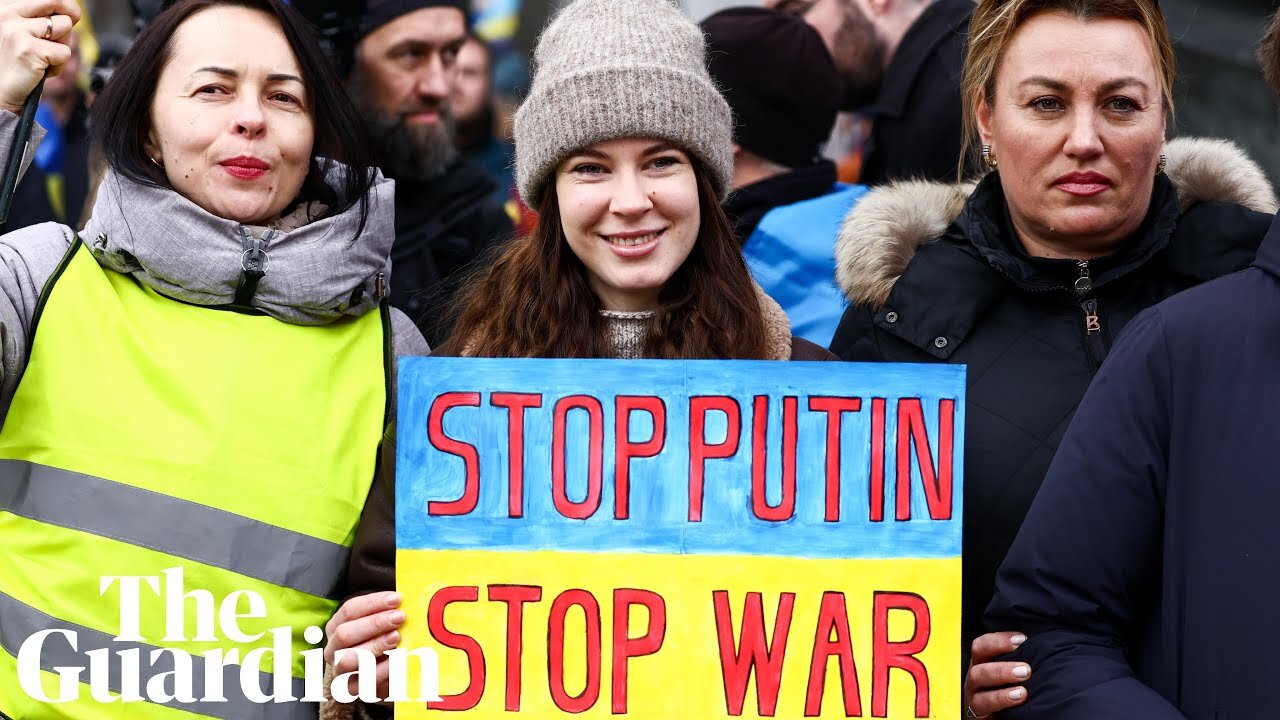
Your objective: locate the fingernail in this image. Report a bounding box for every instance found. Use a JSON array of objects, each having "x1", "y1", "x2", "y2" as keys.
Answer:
[
  {"x1": 385, "y1": 631, "x2": 400, "y2": 648},
  {"x1": 386, "y1": 593, "x2": 402, "y2": 607},
  {"x1": 1013, "y1": 664, "x2": 1030, "y2": 679},
  {"x1": 389, "y1": 610, "x2": 405, "y2": 624},
  {"x1": 1010, "y1": 688, "x2": 1027, "y2": 701},
  {"x1": 1011, "y1": 634, "x2": 1027, "y2": 646}
]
